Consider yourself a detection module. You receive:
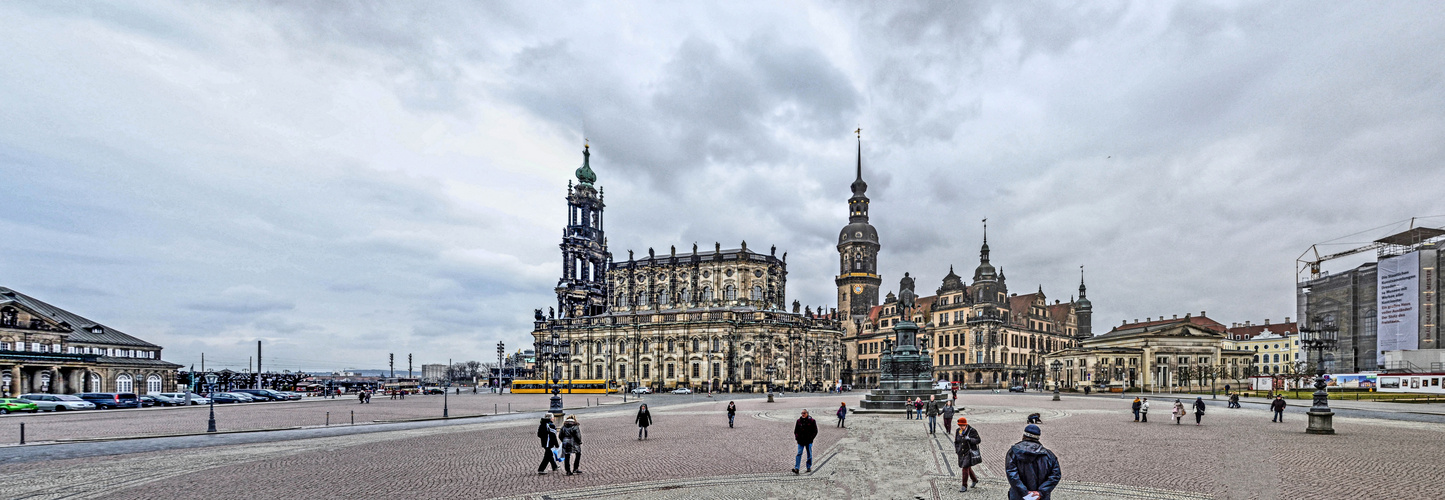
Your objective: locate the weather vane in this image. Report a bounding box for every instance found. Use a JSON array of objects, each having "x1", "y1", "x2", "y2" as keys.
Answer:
[{"x1": 855, "y1": 126, "x2": 861, "y2": 139}]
